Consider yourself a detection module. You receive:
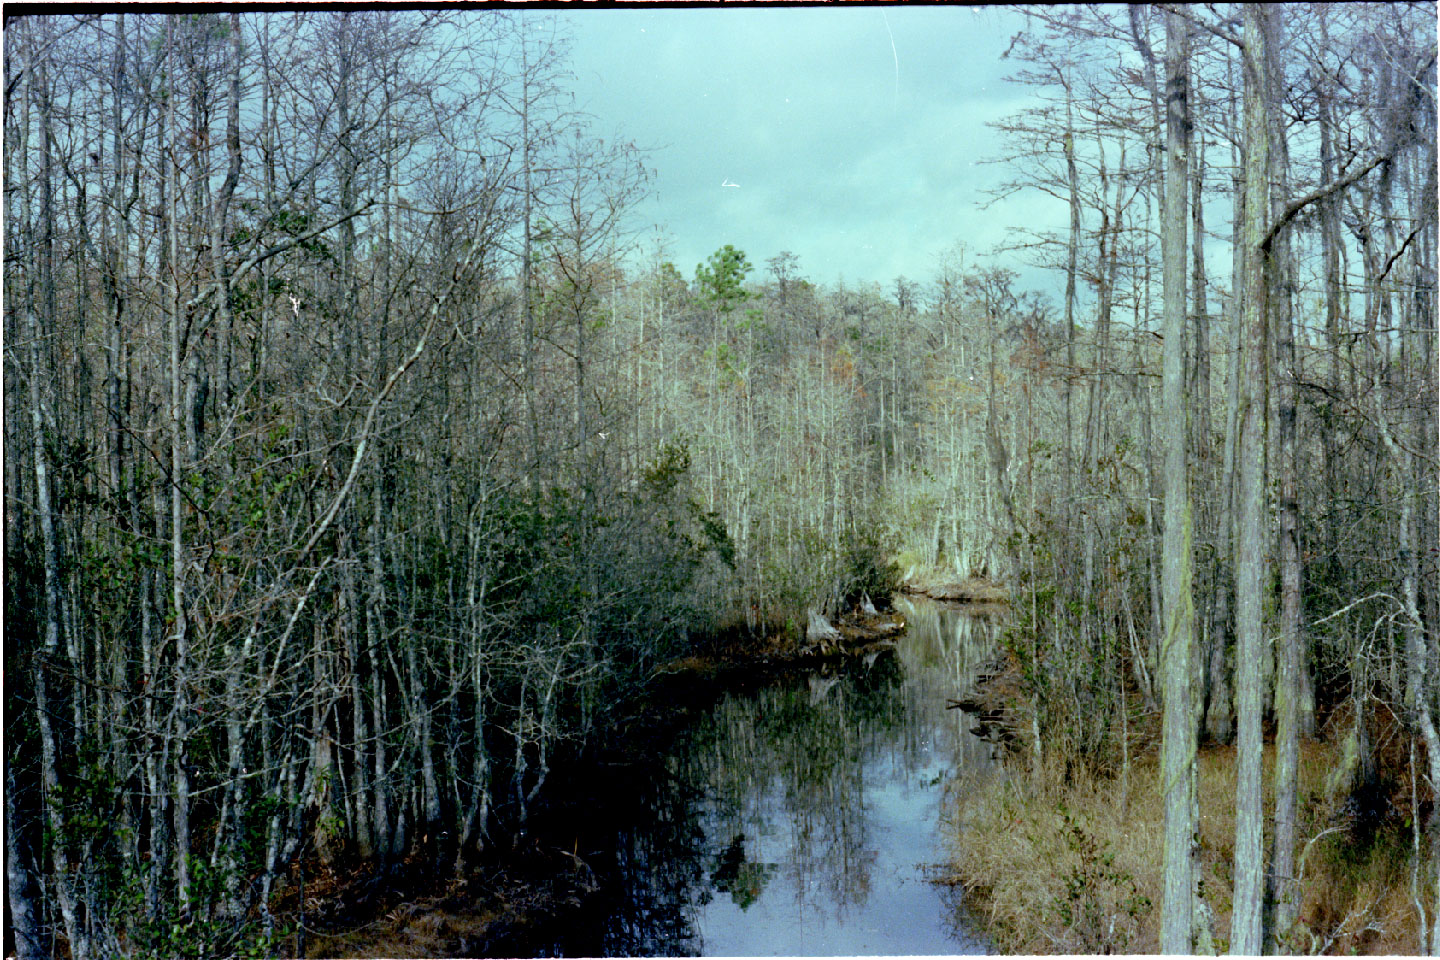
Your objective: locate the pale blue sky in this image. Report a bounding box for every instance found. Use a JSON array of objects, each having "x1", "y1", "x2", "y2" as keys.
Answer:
[{"x1": 559, "y1": 5, "x2": 1061, "y2": 295}]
